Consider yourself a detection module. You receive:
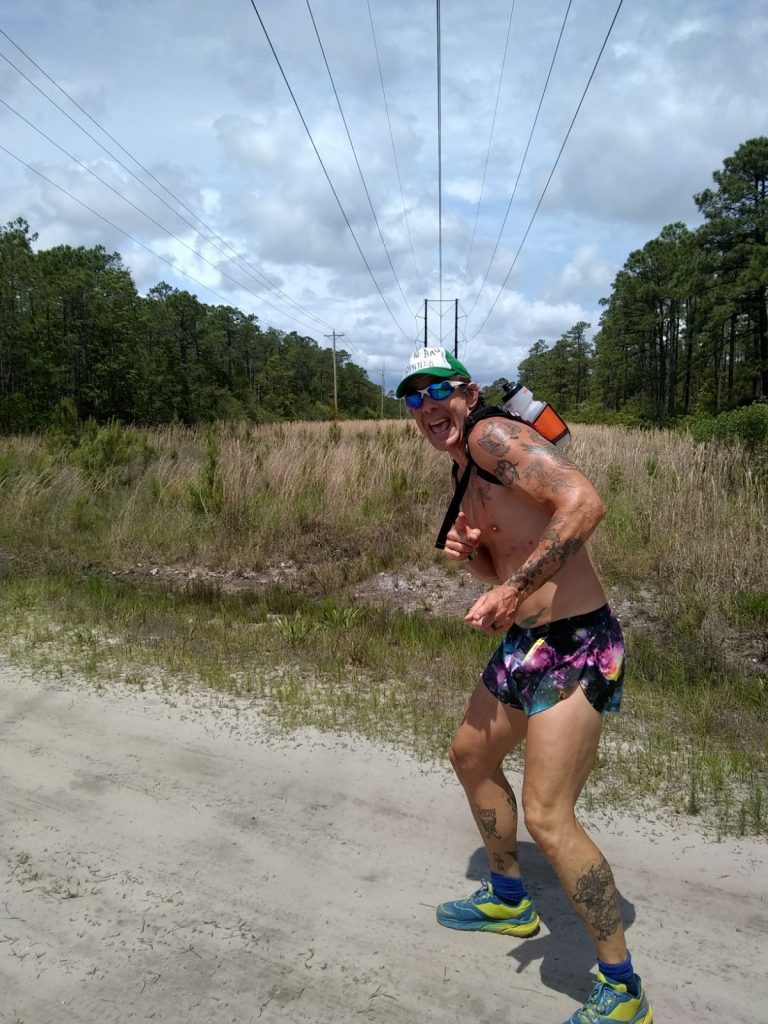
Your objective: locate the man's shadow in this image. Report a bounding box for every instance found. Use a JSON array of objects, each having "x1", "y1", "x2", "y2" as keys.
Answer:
[{"x1": 465, "y1": 843, "x2": 636, "y2": 1002}]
